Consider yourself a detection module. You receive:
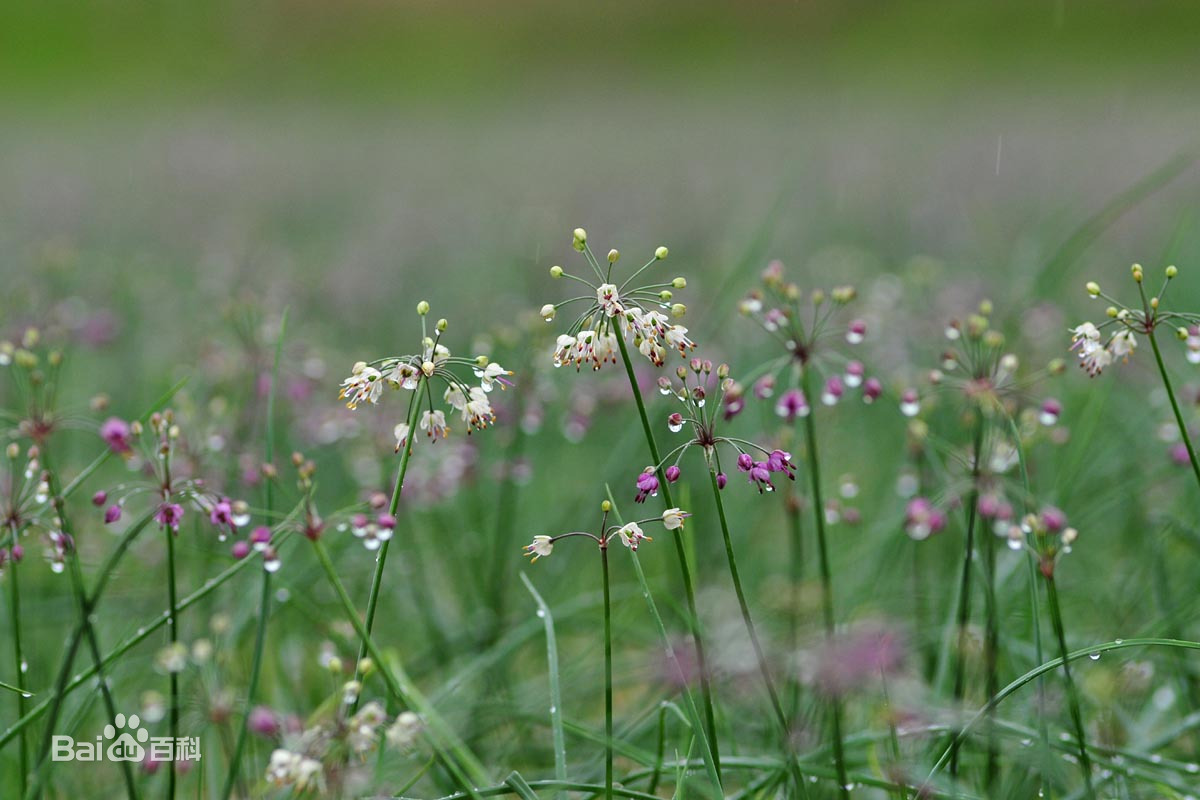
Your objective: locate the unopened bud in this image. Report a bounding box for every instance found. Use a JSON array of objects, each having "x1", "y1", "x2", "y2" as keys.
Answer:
[
  {"x1": 540, "y1": 304, "x2": 557, "y2": 321},
  {"x1": 655, "y1": 246, "x2": 669, "y2": 260},
  {"x1": 416, "y1": 301, "x2": 430, "y2": 316},
  {"x1": 670, "y1": 303, "x2": 686, "y2": 318},
  {"x1": 601, "y1": 500, "x2": 612, "y2": 512},
  {"x1": 672, "y1": 277, "x2": 686, "y2": 289},
  {"x1": 607, "y1": 249, "x2": 620, "y2": 264},
  {"x1": 550, "y1": 265, "x2": 564, "y2": 278},
  {"x1": 1086, "y1": 281, "x2": 1101, "y2": 297},
  {"x1": 436, "y1": 318, "x2": 448, "y2": 332},
  {"x1": 1167, "y1": 265, "x2": 1178, "y2": 278}
]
